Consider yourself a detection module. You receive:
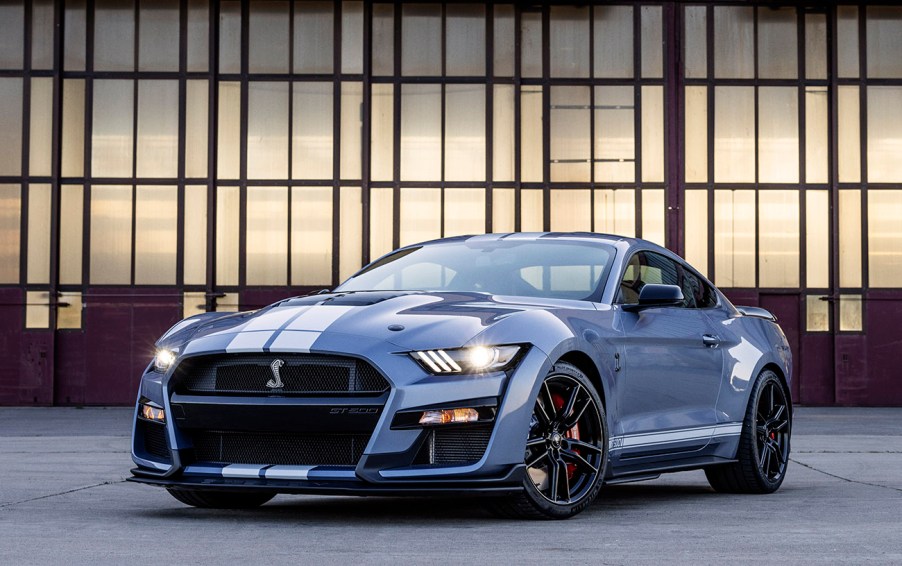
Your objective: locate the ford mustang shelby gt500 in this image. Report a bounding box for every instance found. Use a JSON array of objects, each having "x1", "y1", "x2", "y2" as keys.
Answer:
[{"x1": 130, "y1": 233, "x2": 792, "y2": 519}]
